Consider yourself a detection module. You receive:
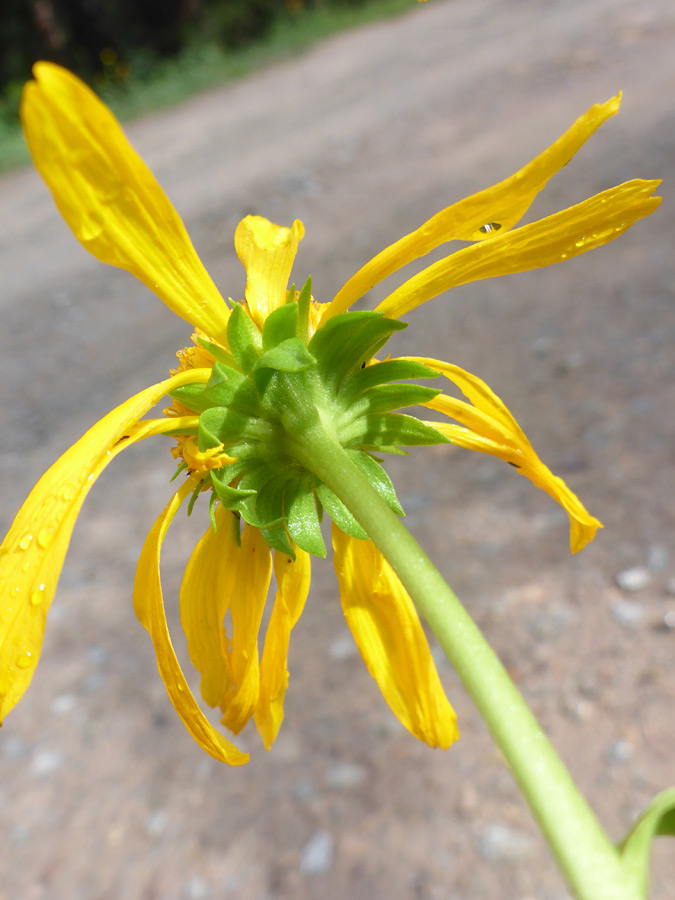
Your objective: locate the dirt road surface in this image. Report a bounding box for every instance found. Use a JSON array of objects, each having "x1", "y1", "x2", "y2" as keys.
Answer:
[{"x1": 1, "y1": 1, "x2": 674, "y2": 898}]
